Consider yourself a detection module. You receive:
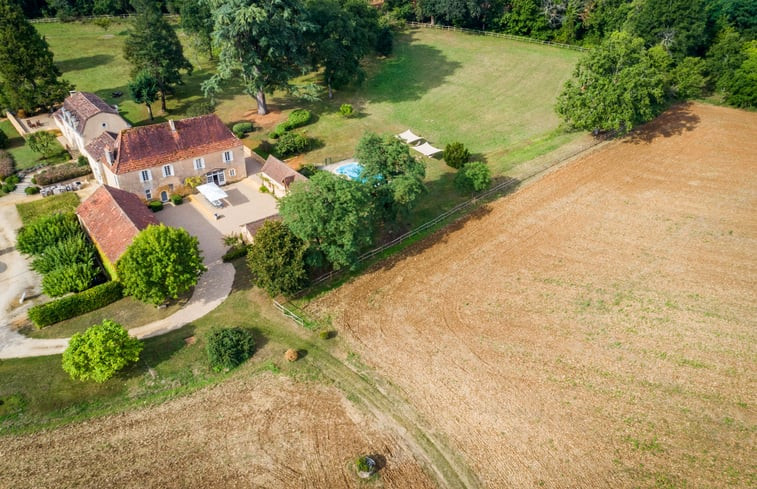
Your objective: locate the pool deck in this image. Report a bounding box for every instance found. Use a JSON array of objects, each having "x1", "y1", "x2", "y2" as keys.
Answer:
[{"x1": 321, "y1": 158, "x2": 358, "y2": 174}]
